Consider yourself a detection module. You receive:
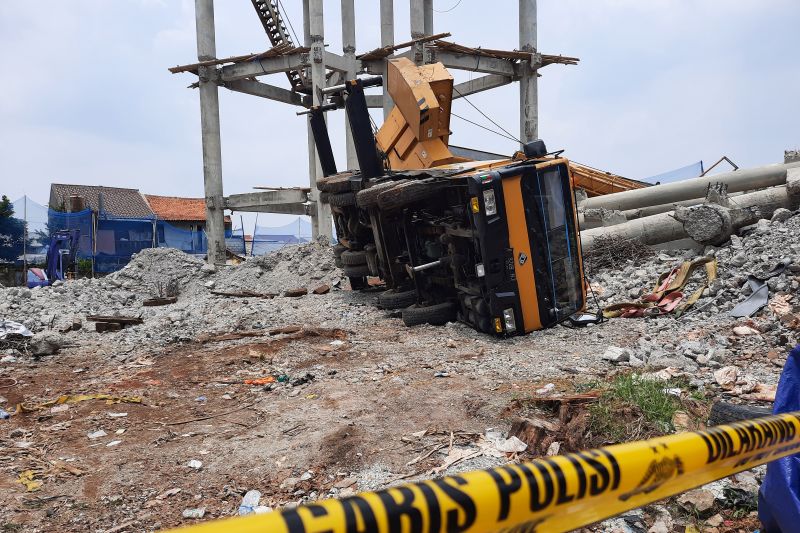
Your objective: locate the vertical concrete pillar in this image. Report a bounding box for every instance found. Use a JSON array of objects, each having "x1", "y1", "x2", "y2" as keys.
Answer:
[
  {"x1": 410, "y1": 0, "x2": 425, "y2": 65},
  {"x1": 380, "y1": 0, "x2": 395, "y2": 118},
  {"x1": 519, "y1": 0, "x2": 538, "y2": 144},
  {"x1": 194, "y1": 0, "x2": 226, "y2": 265},
  {"x1": 308, "y1": 0, "x2": 333, "y2": 240},
  {"x1": 341, "y1": 0, "x2": 359, "y2": 170}
]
